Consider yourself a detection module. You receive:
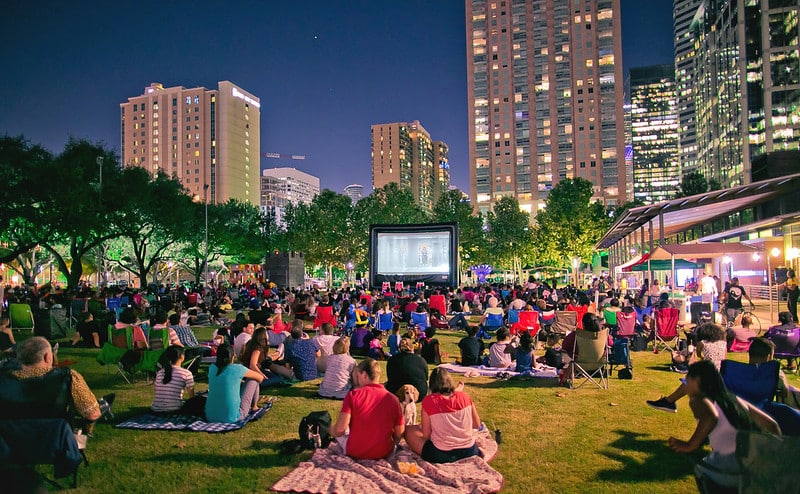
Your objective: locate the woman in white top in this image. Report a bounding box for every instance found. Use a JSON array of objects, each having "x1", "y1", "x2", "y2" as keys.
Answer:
[
  {"x1": 151, "y1": 345, "x2": 197, "y2": 414},
  {"x1": 668, "y1": 360, "x2": 780, "y2": 487},
  {"x1": 318, "y1": 337, "x2": 356, "y2": 399}
]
